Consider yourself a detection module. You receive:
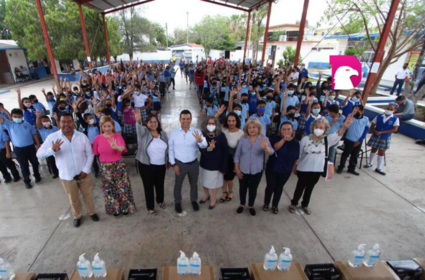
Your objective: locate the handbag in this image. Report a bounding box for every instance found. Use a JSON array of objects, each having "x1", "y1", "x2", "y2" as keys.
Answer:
[{"x1": 322, "y1": 136, "x2": 329, "y2": 177}]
